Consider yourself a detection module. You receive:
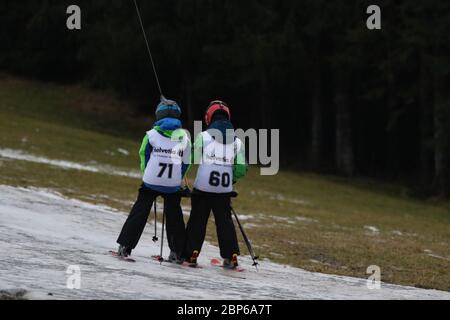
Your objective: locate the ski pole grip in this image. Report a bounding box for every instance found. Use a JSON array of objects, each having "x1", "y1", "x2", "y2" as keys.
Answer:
[{"x1": 179, "y1": 186, "x2": 191, "y2": 198}]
